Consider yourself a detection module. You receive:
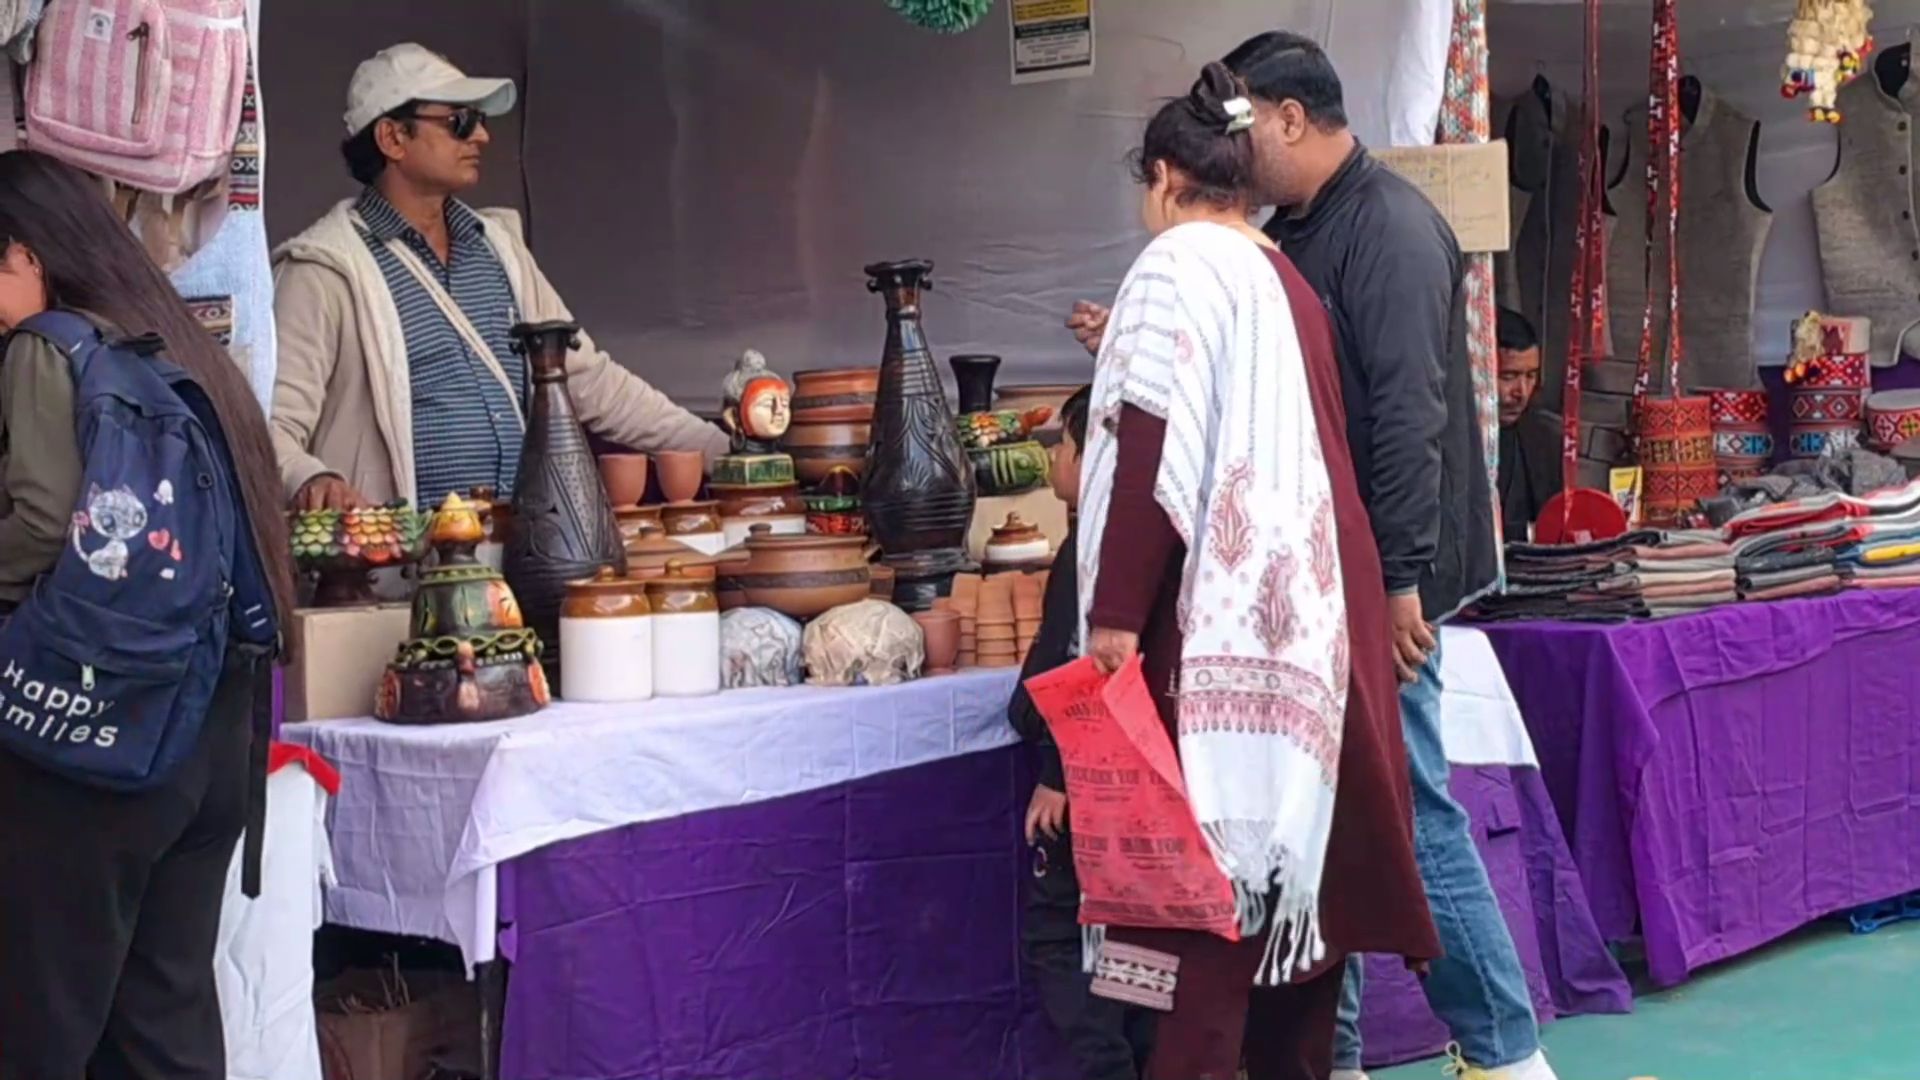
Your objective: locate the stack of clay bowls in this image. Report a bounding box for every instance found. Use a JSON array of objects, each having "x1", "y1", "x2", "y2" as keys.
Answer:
[
  {"x1": 1786, "y1": 353, "x2": 1868, "y2": 460},
  {"x1": 1707, "y1": 389, "x2": 1772, "y2": 485},
  {"x1": 950, "y1": 575, "x2": 979, "y2": 668},
  {"x1": 787, "y1": 368, "x2": 879, "y2": 485},
  {"x1": 976, "y1": 576, "x2": 1018, "y2": 668},
  {"x1": 1011, "y1": 573, "x2": 1042, "y2": 665}
]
